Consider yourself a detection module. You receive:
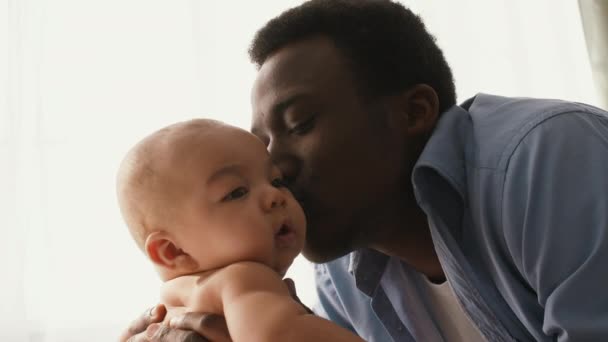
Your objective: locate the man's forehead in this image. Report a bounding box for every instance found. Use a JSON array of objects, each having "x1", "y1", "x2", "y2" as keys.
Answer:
[
  {"x1": 251, "y1": 37, "x2": 342, "y2": 120},
  {"x1": 256, "y1": 37, "x2": 338, "y2": 86}
]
